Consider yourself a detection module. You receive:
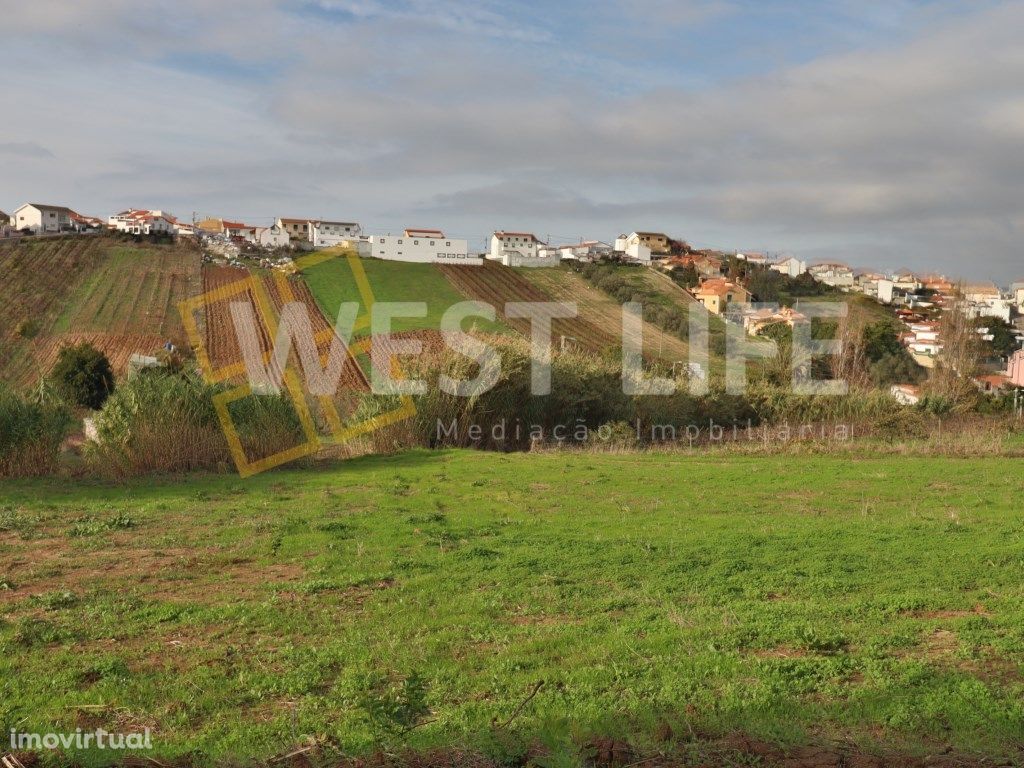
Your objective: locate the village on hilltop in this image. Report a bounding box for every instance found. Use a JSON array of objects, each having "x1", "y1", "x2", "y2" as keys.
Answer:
[{"x1": 2, "y1": 201, "x2": 1023, "y2": 399}]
